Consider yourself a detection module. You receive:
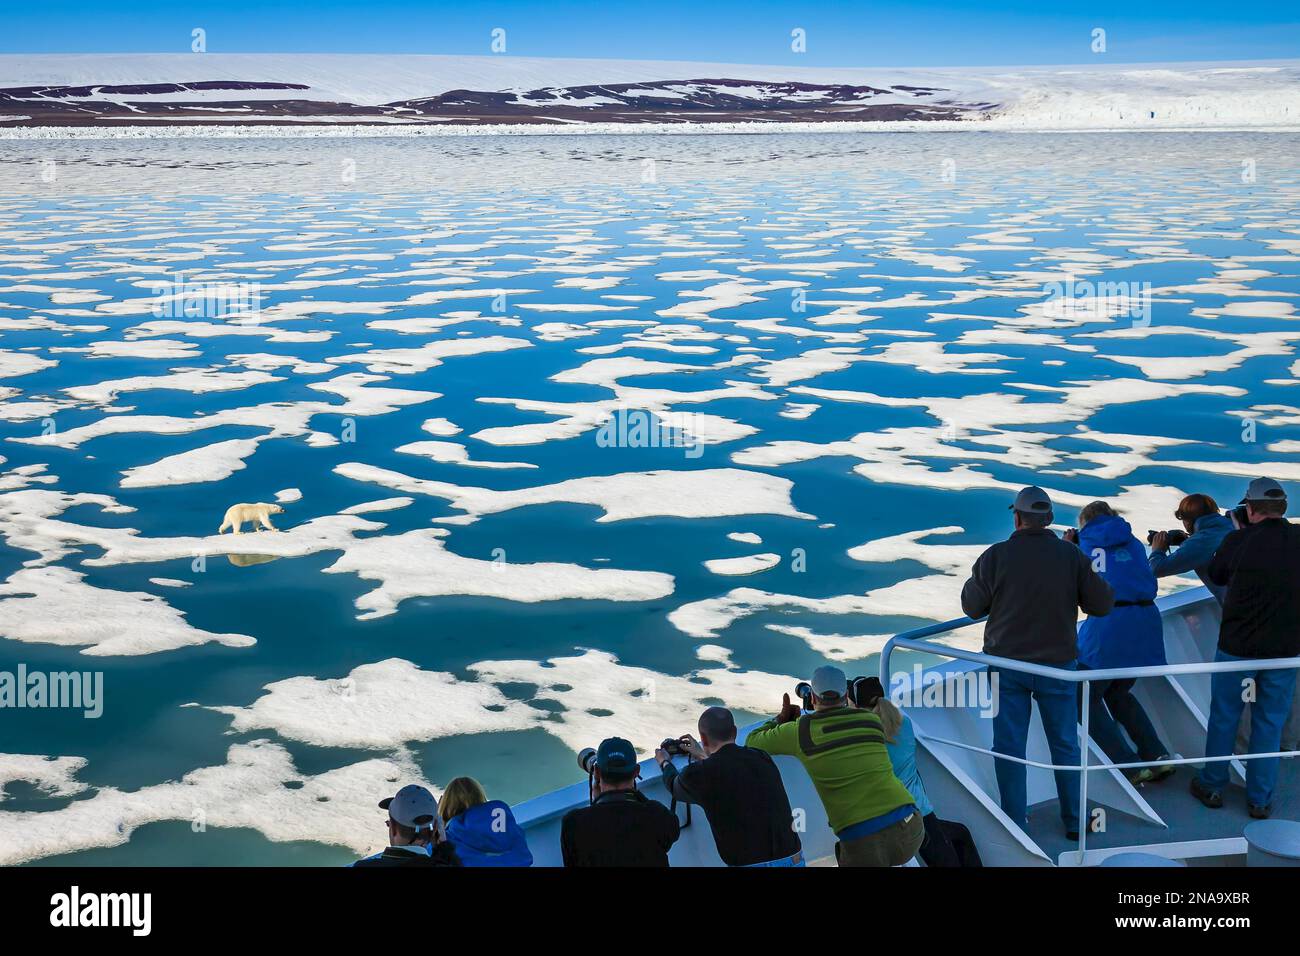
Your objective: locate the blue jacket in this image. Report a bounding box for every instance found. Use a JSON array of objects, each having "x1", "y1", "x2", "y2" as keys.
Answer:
[
  {"x1": 885, "y1": 713, "x2": 934, "y2": 818},
  {"x1": 1076, "y1": 514, "x2": 1166, "y2": 669},
  {"x1": 1148, "y1": 511, "x2": 1234, "y2": 604},
  {"x1": 446, "y1": 800, "x2": 533, "y2": 867}
]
